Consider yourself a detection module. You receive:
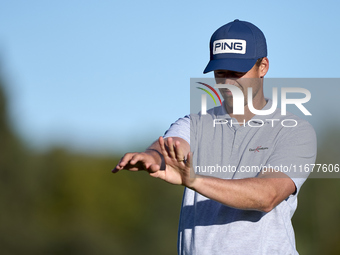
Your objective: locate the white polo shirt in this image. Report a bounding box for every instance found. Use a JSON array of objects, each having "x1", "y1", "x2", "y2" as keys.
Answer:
[{"x1": 164, "y1": 99, "x2": 317, "y2": 255}]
